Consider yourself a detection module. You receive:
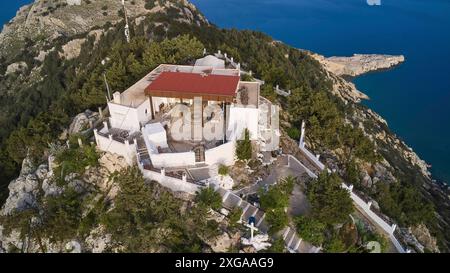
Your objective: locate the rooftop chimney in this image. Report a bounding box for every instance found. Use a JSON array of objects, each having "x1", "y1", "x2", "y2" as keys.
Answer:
[{"x1": 113, "y1": 92, "x2": 121, "y2": 104}]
